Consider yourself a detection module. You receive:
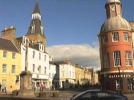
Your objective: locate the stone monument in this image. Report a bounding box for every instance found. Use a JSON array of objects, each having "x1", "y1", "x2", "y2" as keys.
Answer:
[
  {"x1": 18, "y1": 71, "x2": 34, "y2": 96},
  {"x1": 18, "y1": 38, "x2": 34, "y2": 96}
]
